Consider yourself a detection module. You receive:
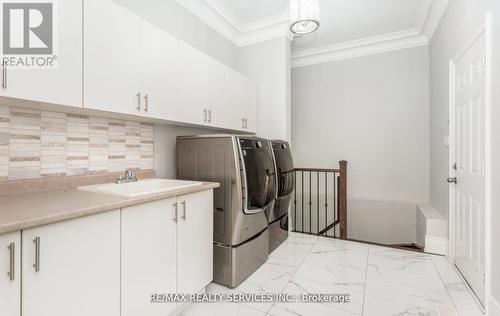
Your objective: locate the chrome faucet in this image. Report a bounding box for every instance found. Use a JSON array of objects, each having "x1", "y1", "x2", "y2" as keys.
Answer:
[{"x1": 116, "y1": 169, "x2": 138, "y2": 184}]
